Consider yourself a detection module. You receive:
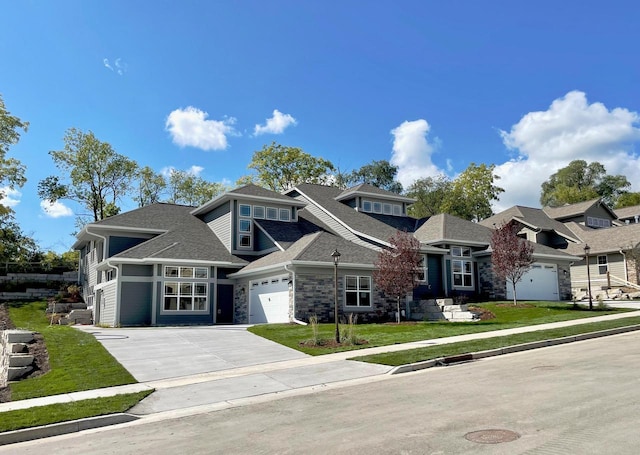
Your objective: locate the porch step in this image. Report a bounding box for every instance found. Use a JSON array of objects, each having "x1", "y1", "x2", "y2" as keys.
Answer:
[
  {"x1": 60, "y1": 309, "x2": 93, "y2": 325},
  {"x1": 418, "y1": 299, "x2": 478, "y2": 322}
]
